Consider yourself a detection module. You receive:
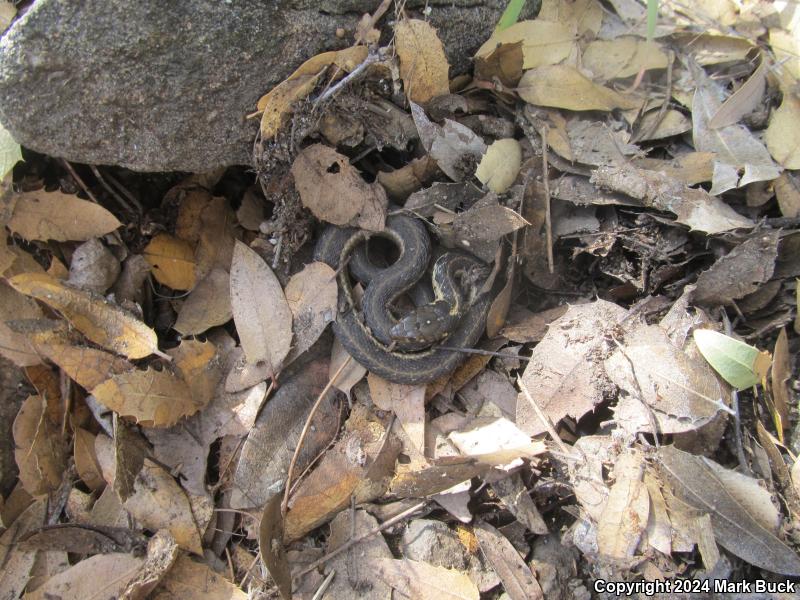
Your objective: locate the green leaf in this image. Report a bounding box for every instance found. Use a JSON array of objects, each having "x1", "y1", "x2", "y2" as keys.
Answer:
[
  {"x1": 646, "y1": 0, "x2": 658, "y2": 42},
  {"x1": 693, "y1": 329, "x2": 771, "y2": 390},
  {"x1": 0, "y1": 122, "x2": 21, "y2": 179},
  {"x1": 496, "y1": 0, "x2": 526, "y2": 32}
]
